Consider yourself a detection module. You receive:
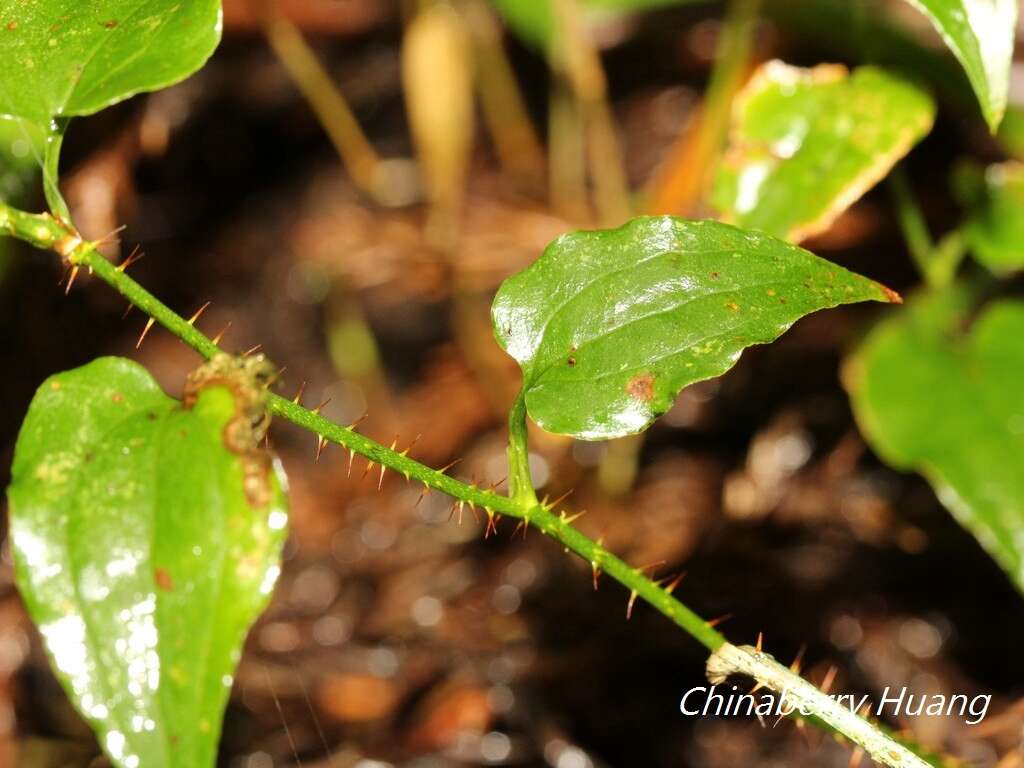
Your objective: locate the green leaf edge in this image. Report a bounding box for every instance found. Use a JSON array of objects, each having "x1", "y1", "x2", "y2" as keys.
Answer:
[{"x1": 493, "y1": 216, "x2": 899, "y2": 440}]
